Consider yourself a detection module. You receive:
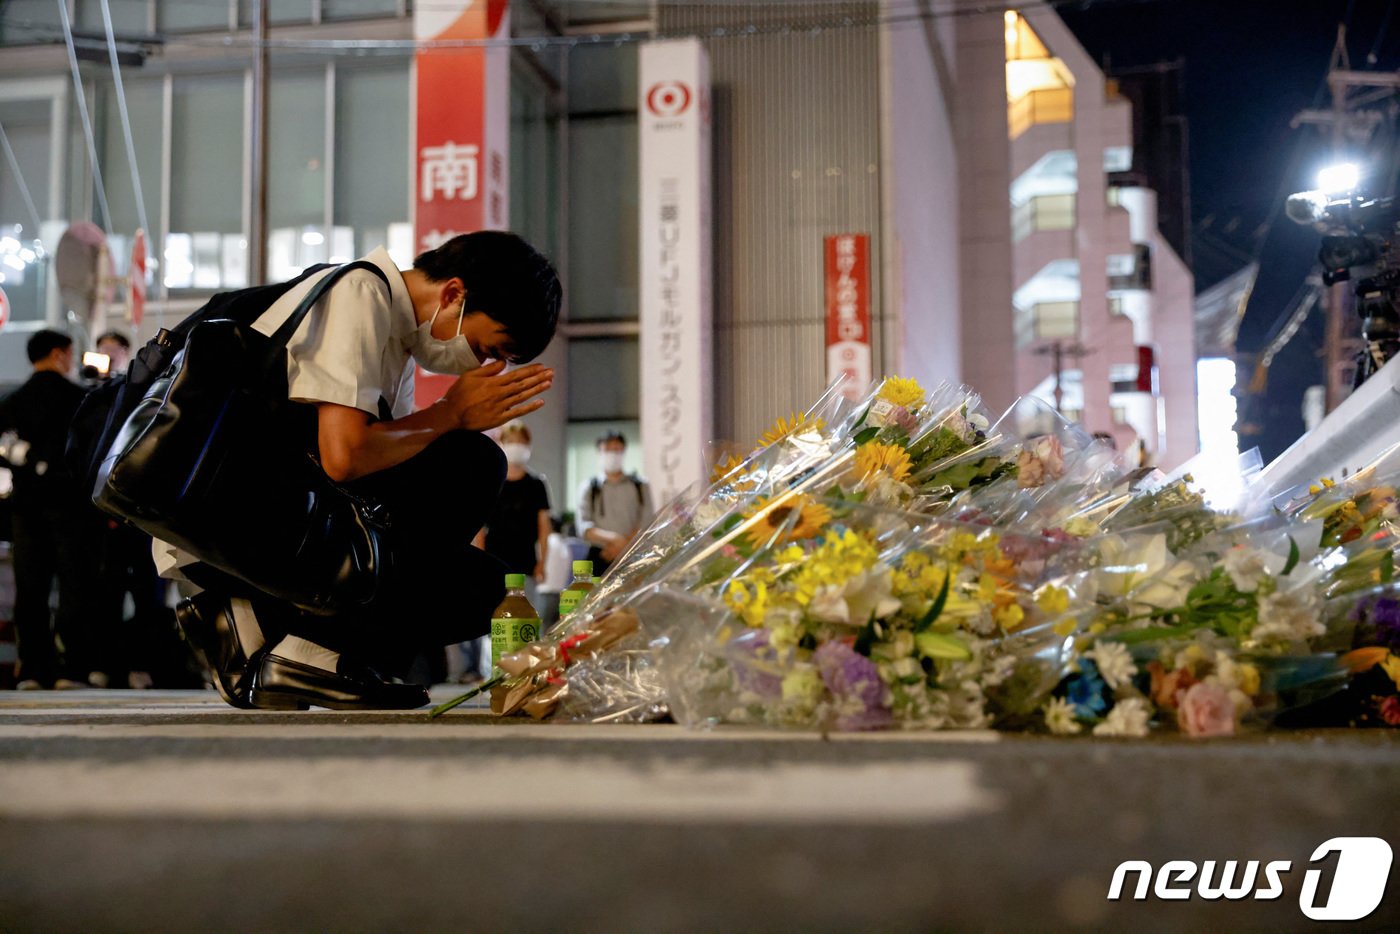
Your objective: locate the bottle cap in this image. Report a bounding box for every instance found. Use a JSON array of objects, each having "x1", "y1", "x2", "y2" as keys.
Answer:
[
  {"x1": 504, "y1": 573, "x2": 527, "y2": 589},
  {"x1": 572, "y1": 560, "x2": 594, "y2": 575}
]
